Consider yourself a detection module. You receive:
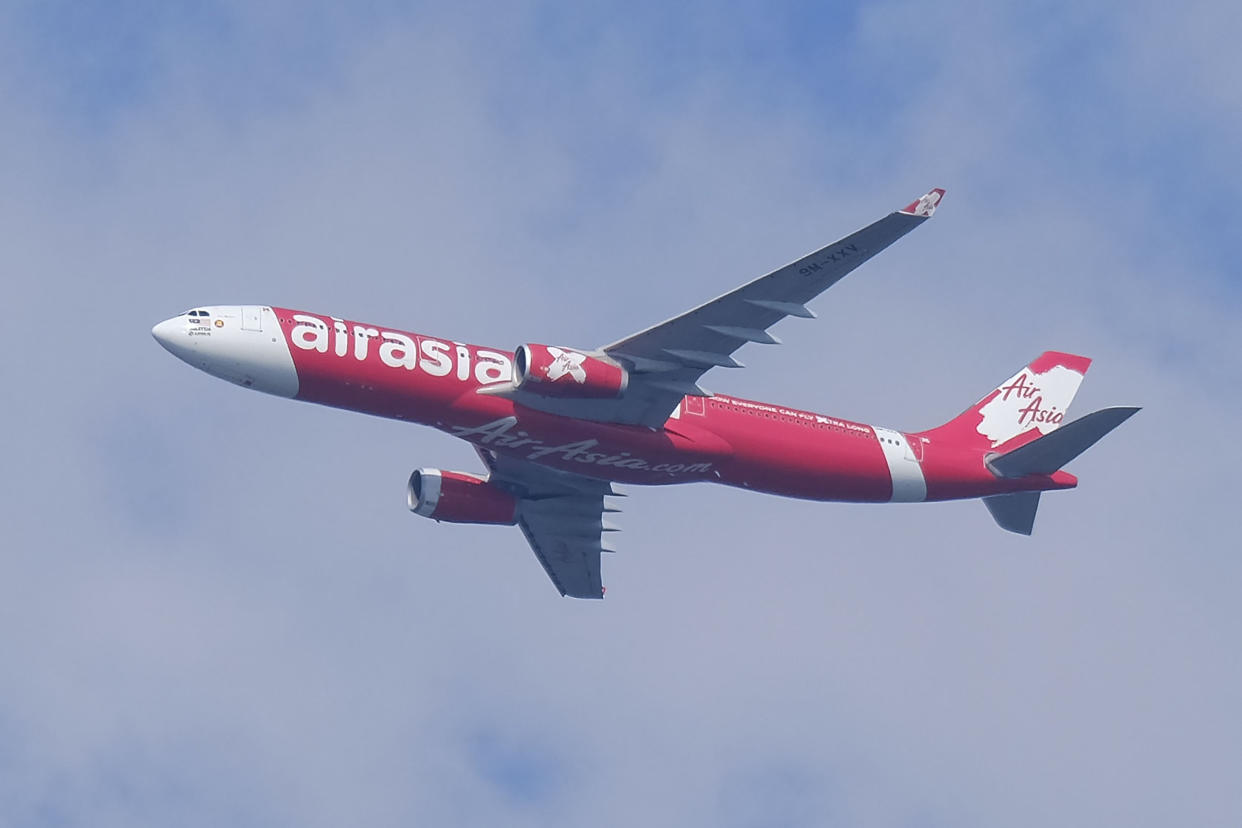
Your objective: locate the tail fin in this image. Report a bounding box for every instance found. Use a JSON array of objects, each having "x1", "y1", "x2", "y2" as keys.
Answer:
[{"x1": 918, "y1": 351, "x2": 1093, "y2": 454}]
